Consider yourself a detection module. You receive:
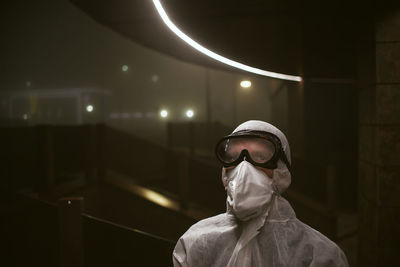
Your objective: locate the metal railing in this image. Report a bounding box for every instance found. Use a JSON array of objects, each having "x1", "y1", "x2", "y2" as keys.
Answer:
[{"x1": 1, "y1": 192, "x2": 175, "y2": 267}]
